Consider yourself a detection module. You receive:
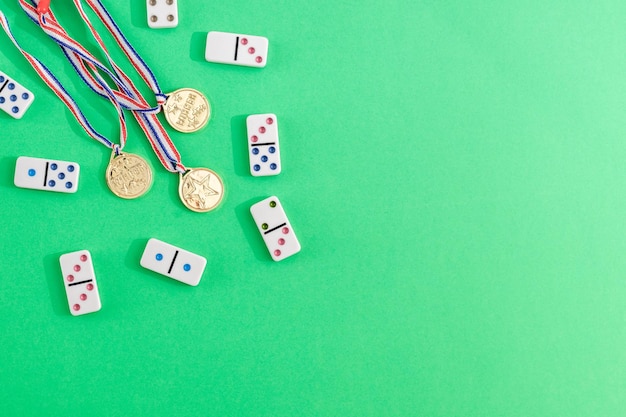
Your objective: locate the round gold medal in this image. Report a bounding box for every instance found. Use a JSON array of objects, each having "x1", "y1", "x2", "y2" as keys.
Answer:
[
  {"x1": 178, "y1": 167, "x2": 224, "y2": 212},
  {"x1": 163, "y1": 88, "x2": 211, "y2": 133},
  {"x1": 105, "y1": 152, "x2": 153, "y2": 199}
]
